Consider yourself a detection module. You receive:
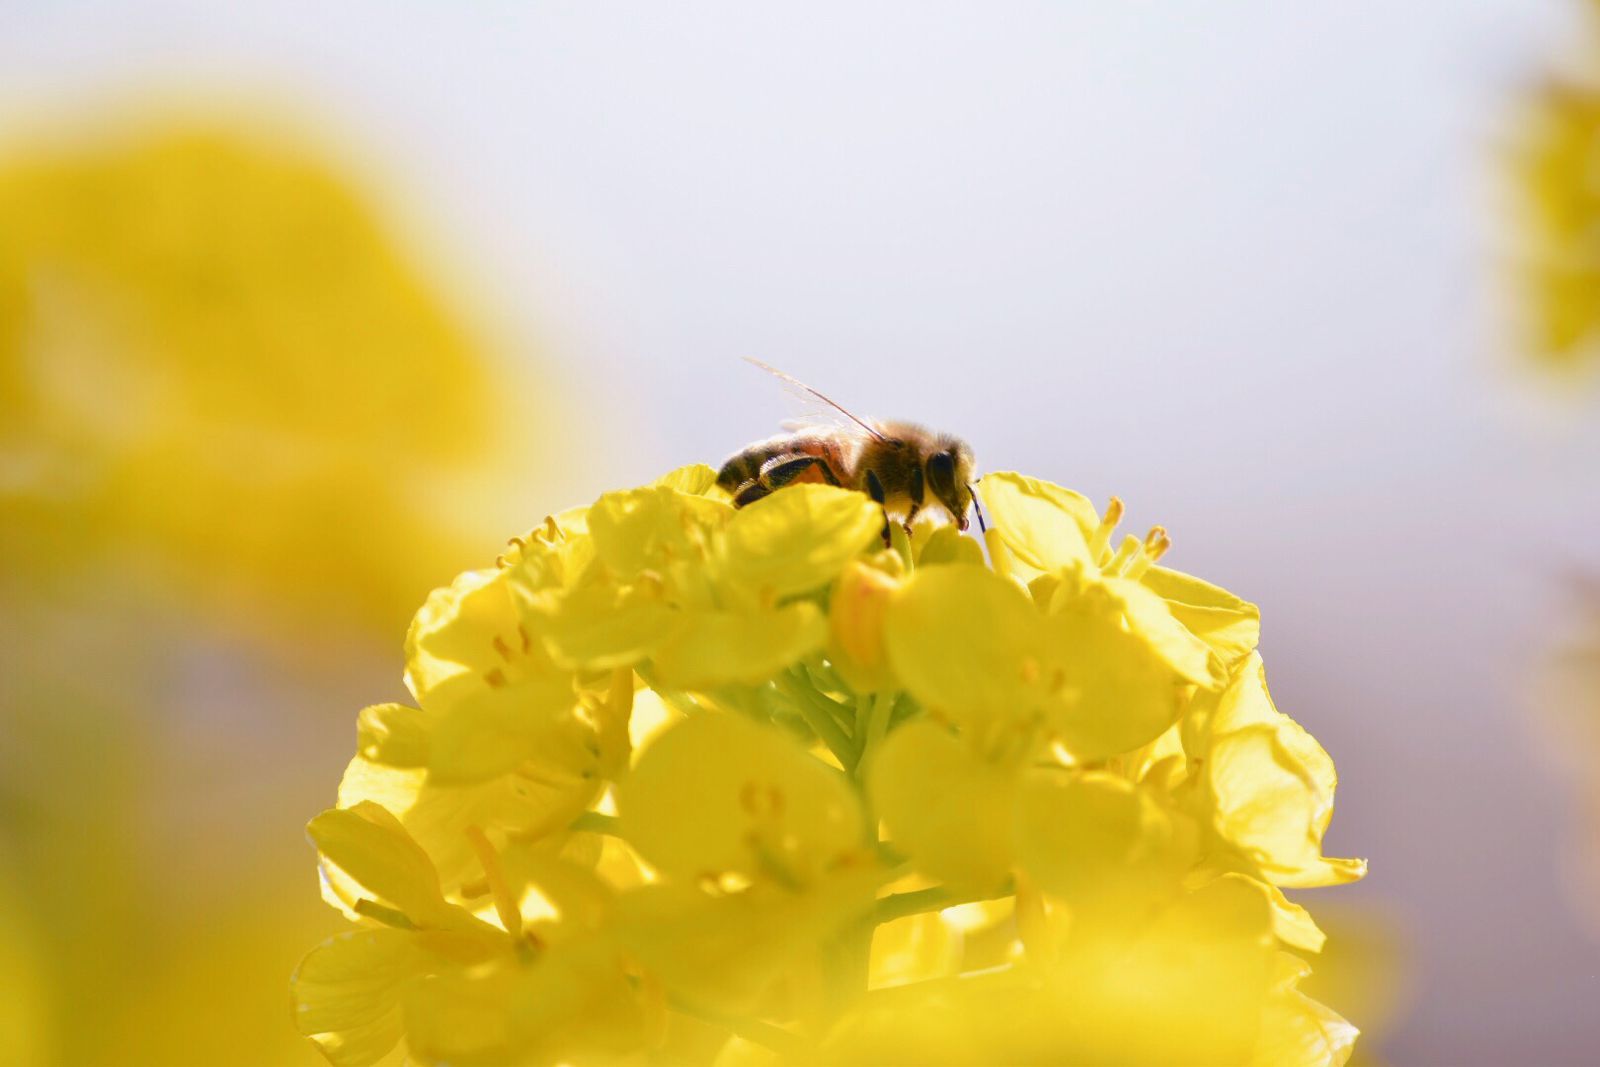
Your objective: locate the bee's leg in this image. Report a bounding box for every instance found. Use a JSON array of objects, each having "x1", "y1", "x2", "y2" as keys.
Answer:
[
  {"x1": 734, "y1": 481, "x2": 772, "y2": 507},
  {"x1": 761, "y1": 453, "x2": 840, "y2": 489},
  {"x1": 865, "y1": 468, "x2": 891, "y2": 545},
  {"x1": 904, "y1": 465, "x2": 924, "y2": 536}
]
